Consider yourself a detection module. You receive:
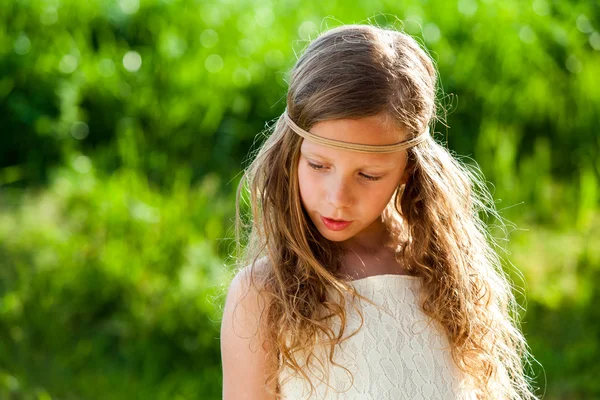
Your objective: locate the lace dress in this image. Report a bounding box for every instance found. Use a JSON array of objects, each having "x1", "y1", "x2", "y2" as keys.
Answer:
[{"x1": 277, "y1": 274, "x2": 472, "y2": 399}]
